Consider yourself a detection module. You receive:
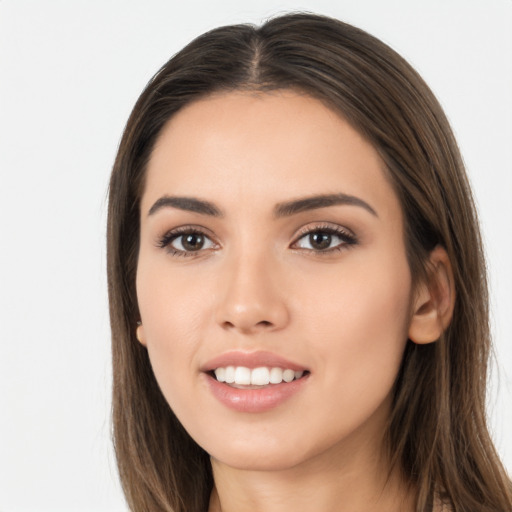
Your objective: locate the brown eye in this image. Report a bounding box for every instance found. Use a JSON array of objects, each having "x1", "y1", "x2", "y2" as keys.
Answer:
[
  {"x1": 161, "y1": 230, "x2": 216, "y2": 254},
  {"x1": 293, "y1": 226, "x2": 357, "y2": 253},
  {"x1": 308, "y1": 232, "x2": 332, "y2": 250},
  {"x1": 180, "y1": 233, "x2": 205, "y2": 251}
]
